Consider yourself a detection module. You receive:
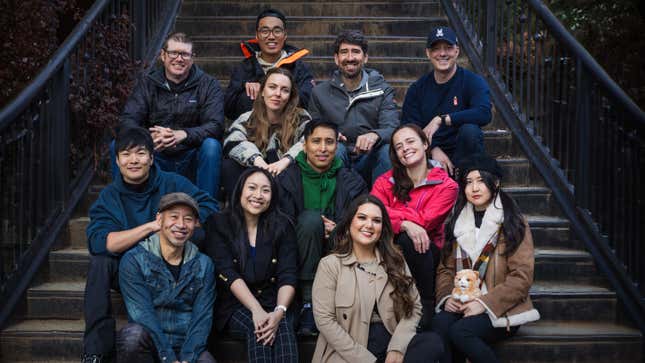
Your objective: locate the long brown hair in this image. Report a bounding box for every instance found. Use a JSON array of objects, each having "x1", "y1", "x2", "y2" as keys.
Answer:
[
  {"x1": 389, "y1": 124, "x2": 432, "y2": 202},
  {"x1": 246, "y1": 67, "x2": 301, "y2": 152},
  {"x1": 332, "y1": 194, "x2": 416, "y2": 319}
]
